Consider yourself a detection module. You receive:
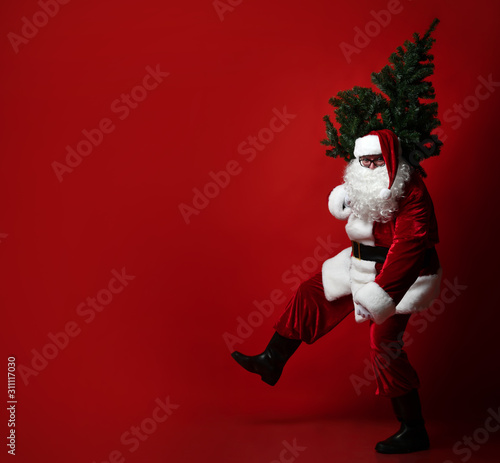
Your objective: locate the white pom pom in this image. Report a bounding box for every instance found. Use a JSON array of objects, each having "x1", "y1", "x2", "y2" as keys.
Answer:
[{"x1": 379, "y1": 188, "x2": 392, "y2": 200}]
